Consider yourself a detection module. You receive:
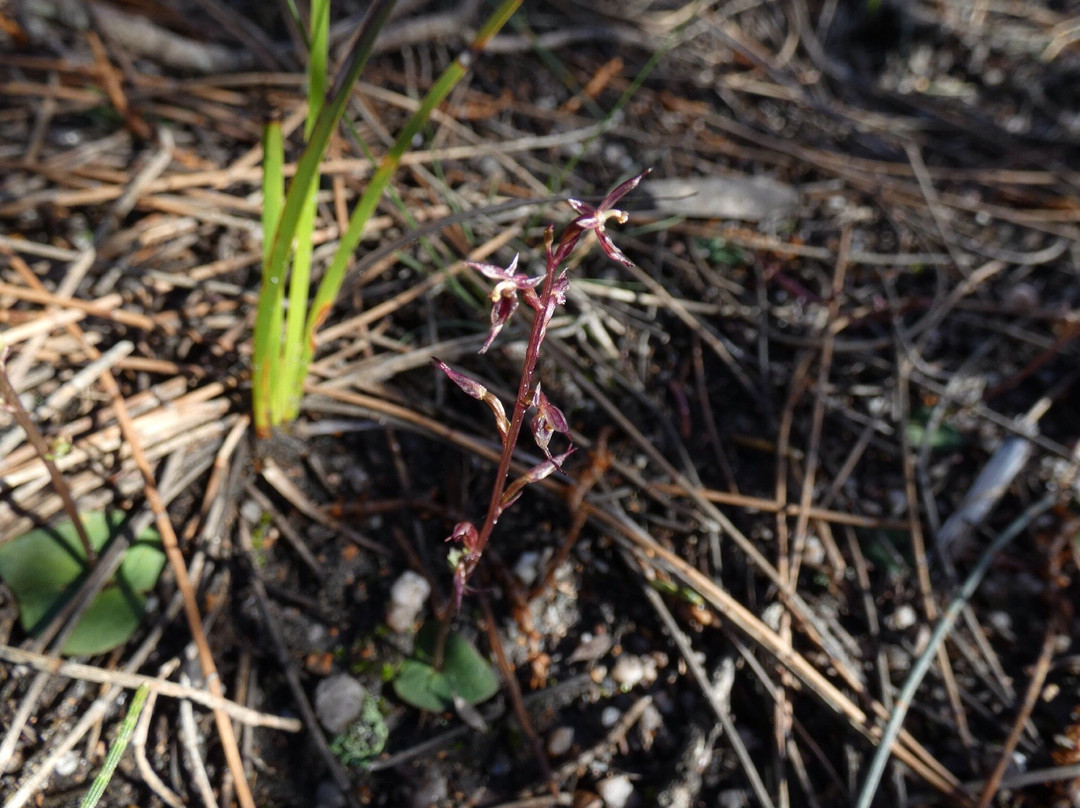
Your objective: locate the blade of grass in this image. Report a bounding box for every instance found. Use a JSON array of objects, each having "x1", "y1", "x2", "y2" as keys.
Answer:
[
  {"x1": 298, "y1": 0, "x2": 524, "y2": 377},
  {"x1": 253, "y1": 117, "x2": 284, "y2": 435},
  {"x1": 79, "y1": 684, "x2": 149, "y2": 808},
  {"x1": 279, "y1": 0, "x2": 331, "y2": 422}
]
